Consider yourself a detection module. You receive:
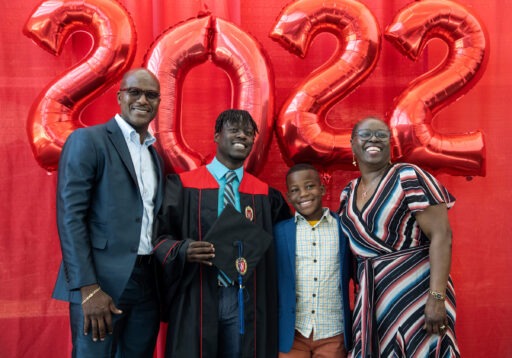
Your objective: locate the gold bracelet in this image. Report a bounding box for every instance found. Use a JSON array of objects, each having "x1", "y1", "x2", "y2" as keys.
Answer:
[
  {"x1": 81, "y1": 287, "x2": 101, "y2": 305},
  {"x1": 428, "y1": 289, "x2": 446, "y2": 301}
]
